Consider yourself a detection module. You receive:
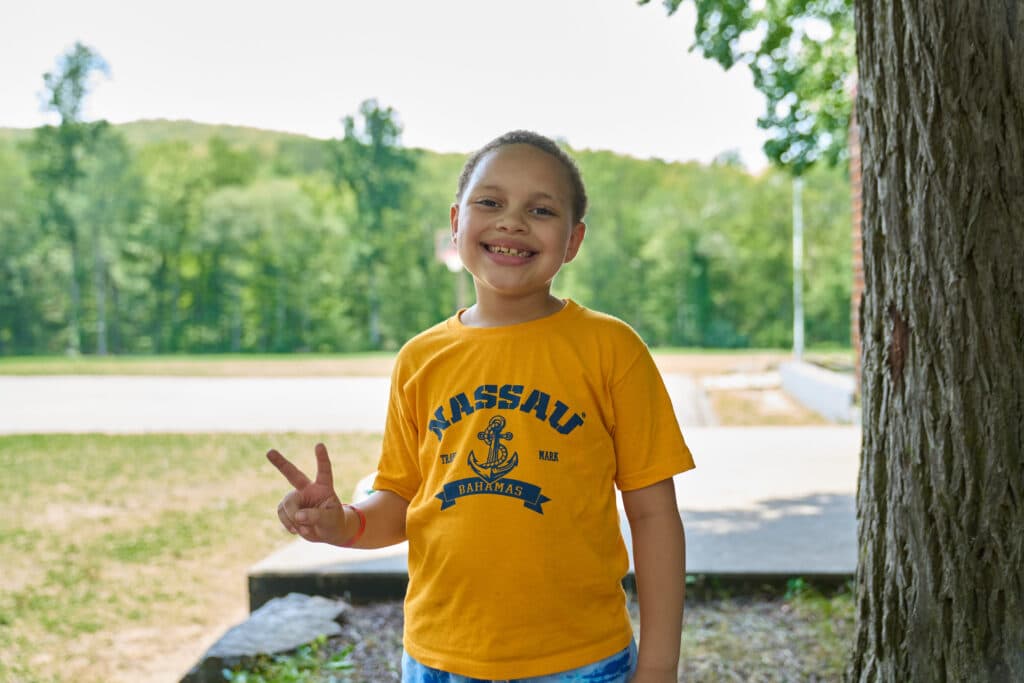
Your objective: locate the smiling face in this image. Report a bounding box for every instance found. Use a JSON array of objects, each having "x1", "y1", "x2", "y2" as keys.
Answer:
[{"x1": 451, "y1": 143, "x2": 586, "y2": 308}]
